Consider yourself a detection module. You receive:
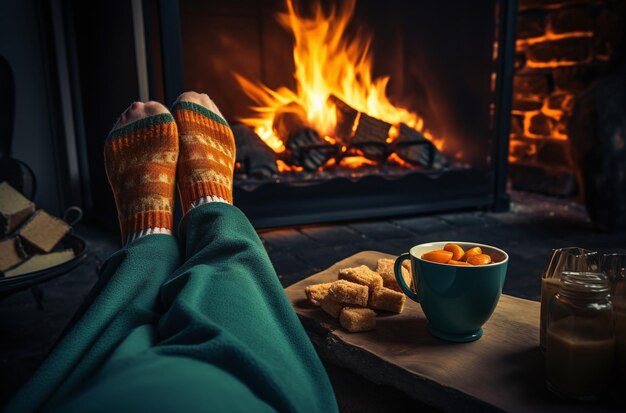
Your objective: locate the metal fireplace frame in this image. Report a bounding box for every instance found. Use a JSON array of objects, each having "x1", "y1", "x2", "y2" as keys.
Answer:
[{"x1": 146, "y1": 0, "x2": 517, "y2": 228}]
